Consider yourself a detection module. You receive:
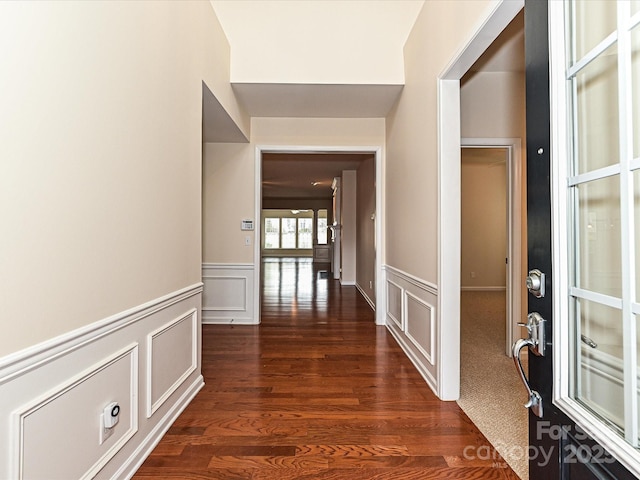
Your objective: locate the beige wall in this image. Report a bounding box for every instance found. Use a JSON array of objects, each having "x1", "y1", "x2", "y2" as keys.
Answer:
[
  {"x1": 385, "y1": 0, "x2": 495, "y2": 283},
  {"x1": 460, "y1": 72, "x2": 526, "y2": 139},
  {"x1": 460, "y1": 70, "x2": 527, "y2": 309},
  {"x1": 461, "y1": 155, "x2": 507, "y2": 288},
  {"x1": 341, "y1": 170, "x2": 357, "y2": 284},
  {"x1": 202, "y1": 118, "x2": 385, "y2": 266},
  {"x1": 0, "y1": 1, "x2": 240, "y2": 357},
  {"x1": 210, "y1": 0, "x2": 424, "y2": 85},
  {"x1": 203, "y1": 143, "x2": 255, "y2": 264},
  {"x1": 356, "y1": 157, "x2": 376, "y2": 302}
]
